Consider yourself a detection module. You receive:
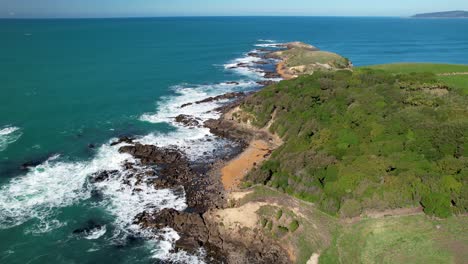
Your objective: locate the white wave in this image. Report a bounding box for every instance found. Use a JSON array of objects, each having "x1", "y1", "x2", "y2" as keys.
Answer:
[
  {"x1": 254, "y1": 43, "x2": 284, "y2": 48},
  {"x1": 93, "y1": 171, "x2": 187, "y2": 236},
  {"x1": 138, "y1": 81, "x2": 254, "y2": 161},
  {"x1": 141, "y1": 81, "x2": 257, "y2": 124},
  {"x1": 25, "y1": 218, "x2": 66, "y2": 235},
  {"x1": 0, "y1": 144, "x2": 132, "y2": 230},
  {"x1": 0, "y1": 126, "x2": 22, "y2": 152},
  {"x1": 257, "y1": 39, "x2": 276, "y2": 43},
  {"x1": 152, "y1": 227, "x2": 206, "y2": 264},
  {"x1": 84, "y1": 225, "x2": 107, "y2": 240}
]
